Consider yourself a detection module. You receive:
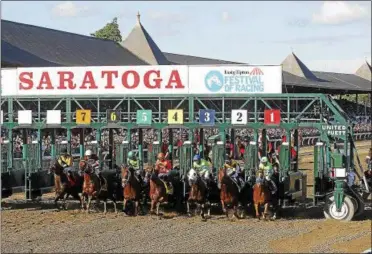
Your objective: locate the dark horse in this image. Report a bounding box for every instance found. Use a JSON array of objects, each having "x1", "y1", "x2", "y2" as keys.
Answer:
[
  {"x1": 48, "y1": 161, "x2": 83, "y2": 210},
  {"x1": 186, "y1": 168, "x2": 210, "y2": 220},
  {"x1": 79, "y1": 160, "x2": 118, "y2": 214},
  {"x1": 121, "y1": 165, "x2": 142, "y2": 216}
]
